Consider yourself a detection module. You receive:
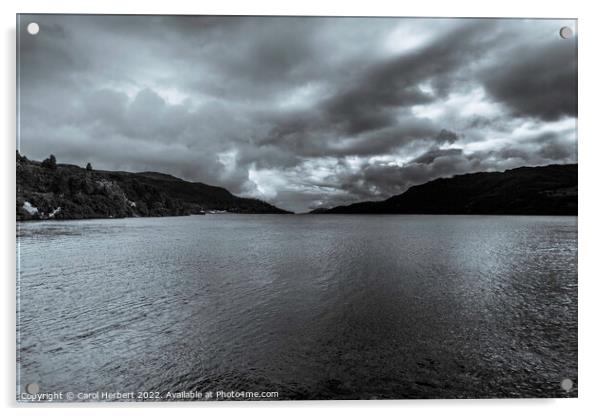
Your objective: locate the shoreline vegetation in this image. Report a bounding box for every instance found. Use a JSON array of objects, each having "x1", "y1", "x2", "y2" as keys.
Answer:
[
  {"x1": 17, "y1": 152, "x2": 577, "y2": 221},
  {"x1": 16, "y1": 152, "x2": 292, "y2": 221}
]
